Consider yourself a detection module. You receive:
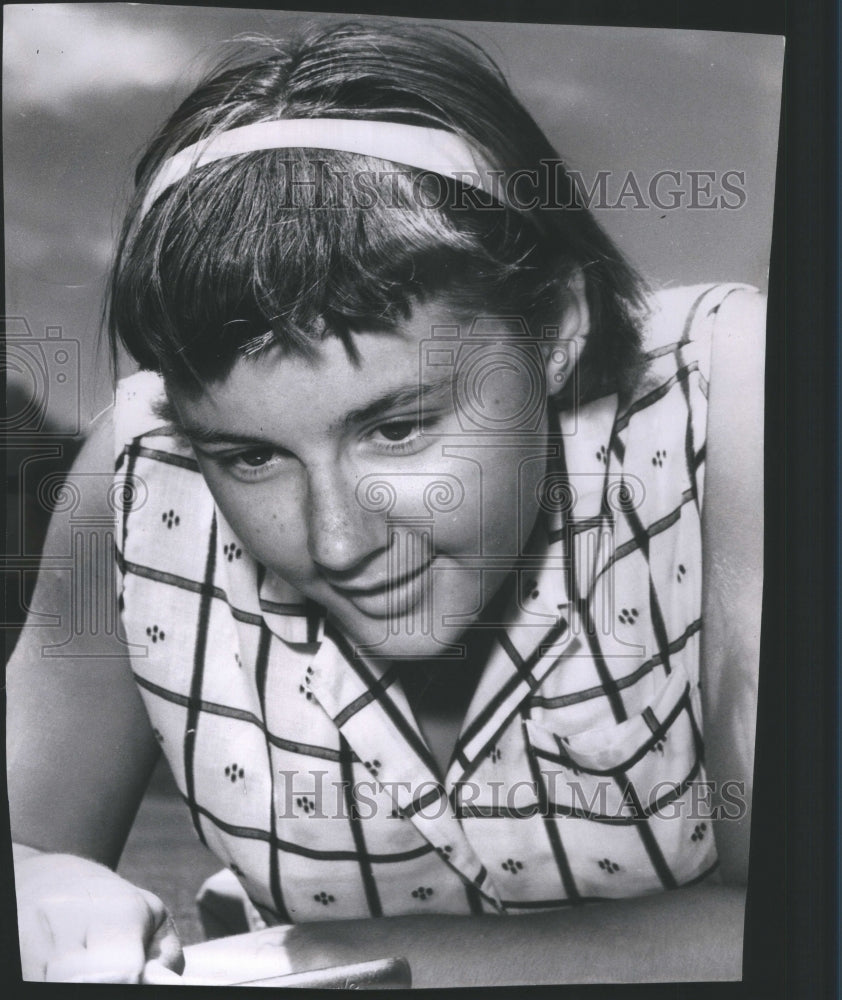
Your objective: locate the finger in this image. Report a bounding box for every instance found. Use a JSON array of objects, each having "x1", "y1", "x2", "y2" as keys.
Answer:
[
  {"x1": 75, "y1": 894, "x2": 164, "y2": 983},
  {"x1": 39, "y1": 892, "x2": 172, "y2": 983},
  {"x1": 46, "y1": 911, "x2": 149, "y2": 982},
  {"x1": 51, "y1": 903, "x2": 175, "y2": 983},
  {"x1": 146, "y1": 911, "x2": 185, "y2": 975},
  {"x1": 45, "y1": 943, "x2": 144, "y2": 984},
  {"x1": 17, "y1": 900, "x2": 97, "y2": 982},
  {"x1": 140, "y1": 957, "x2": 185, "y2": 984},
  {"x1": 16, "y1": 905, "x2": 53, "y2": 981}
]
